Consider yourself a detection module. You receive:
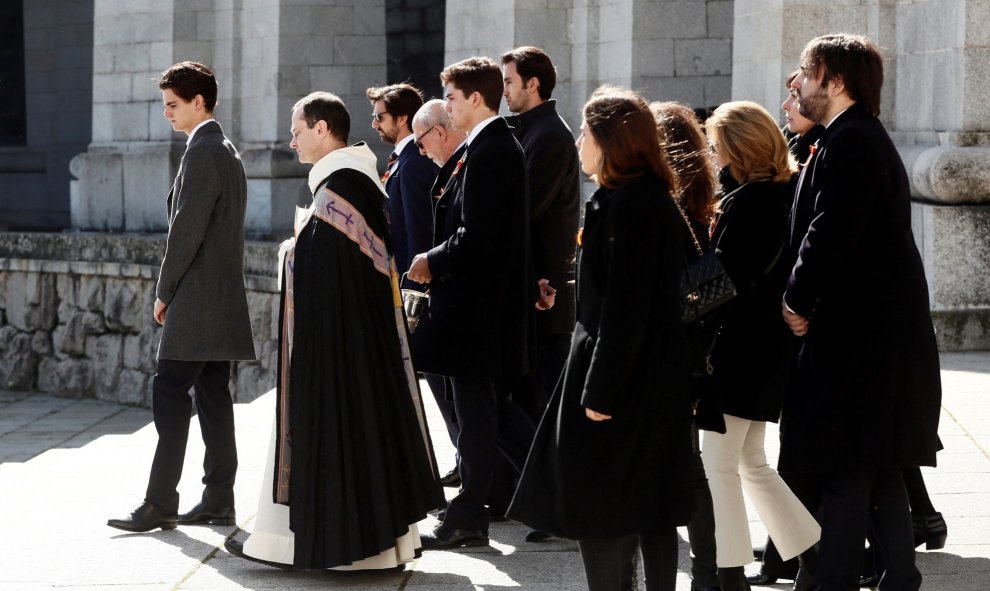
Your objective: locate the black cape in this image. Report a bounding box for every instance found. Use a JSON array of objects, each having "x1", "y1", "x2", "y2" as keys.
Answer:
[{"x1": 274, "y1": 167, "x2": 445, "y2": 569}]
